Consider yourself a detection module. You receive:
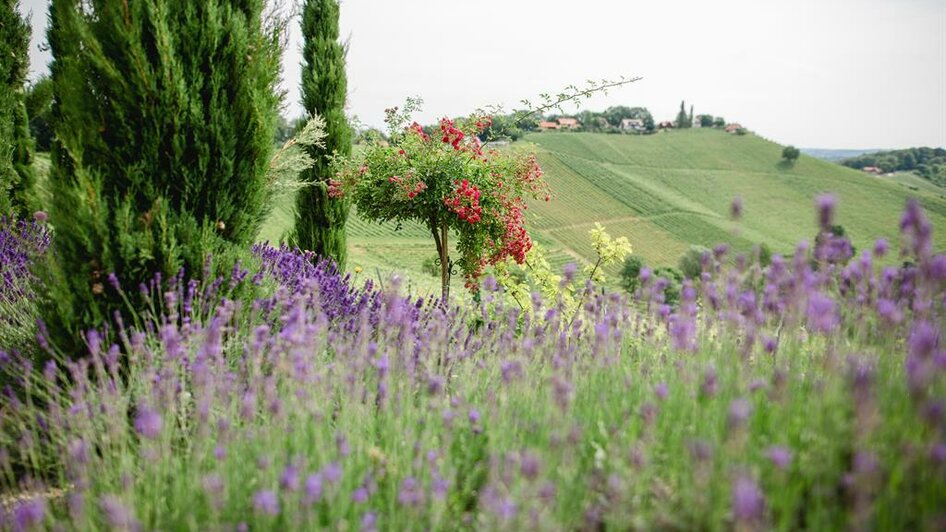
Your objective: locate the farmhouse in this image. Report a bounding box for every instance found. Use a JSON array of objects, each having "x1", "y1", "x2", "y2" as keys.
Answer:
[
  {"x1": 862, "y1": 166, "x2": 883, "y2": 175},
  {"x1": 658, "y1": 121, "x2": 674, "y2": 129},
  {"x1": 537, "y1": 121, "x2": 561, "y2": 131},
  {"x1": 724, "y1": 123, "x2": 743, "y2": 134},
  {"x1": 556, "y1": 117, "x2": 580, "y2": 130},
  {"x1": 621, "y1": 118, "x2": 645, "y2": 131}
]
